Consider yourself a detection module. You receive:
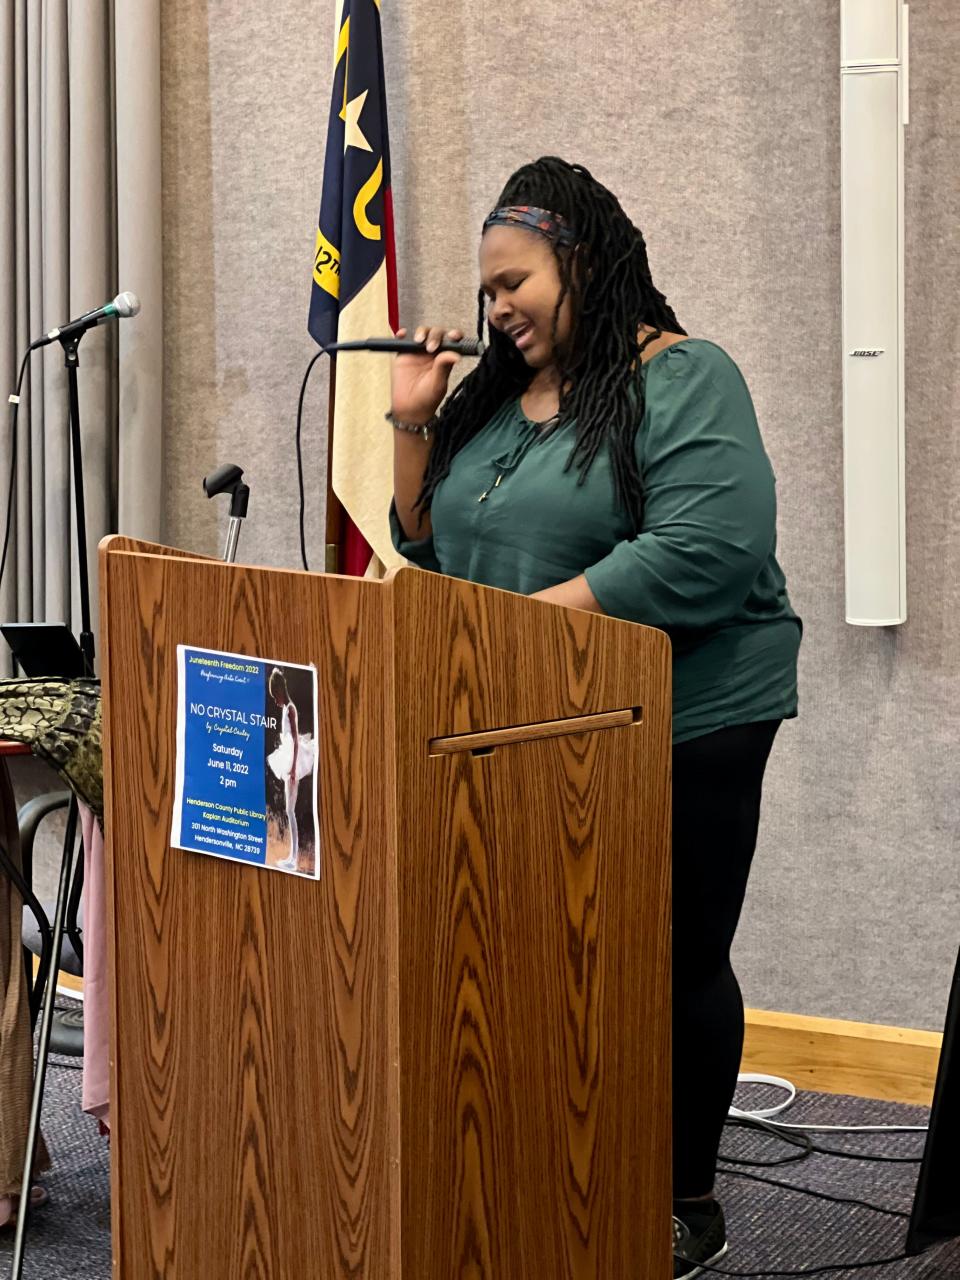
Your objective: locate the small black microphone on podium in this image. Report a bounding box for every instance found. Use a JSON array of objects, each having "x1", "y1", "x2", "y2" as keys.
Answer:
[
  {"x1": 321, "y1": 335, "x2": 485, "y2": 357},
  {"x1": 31, "y1": 290, "x2": 141, "y2": 350},
  {"x1": 203, "y1": 463, "x2": 250, "y2": 565}
]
